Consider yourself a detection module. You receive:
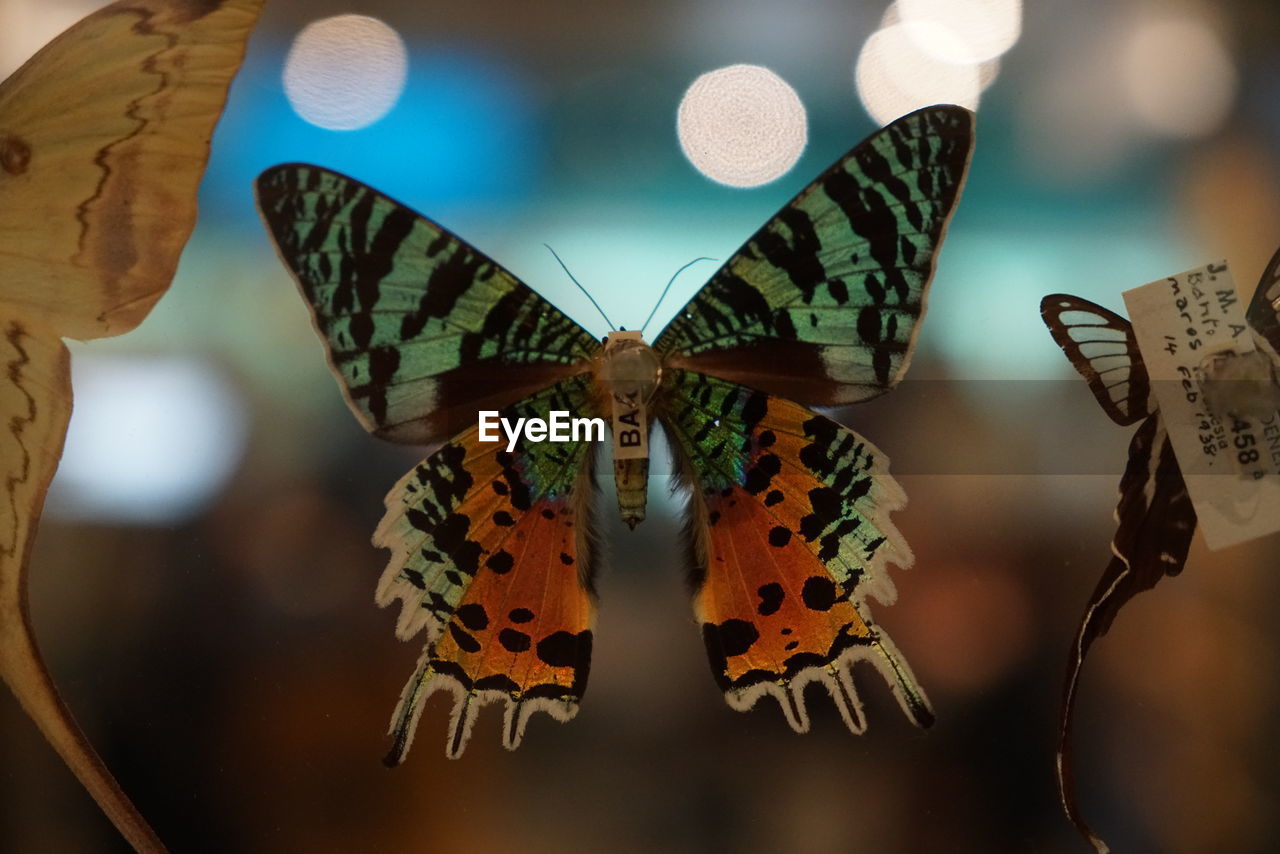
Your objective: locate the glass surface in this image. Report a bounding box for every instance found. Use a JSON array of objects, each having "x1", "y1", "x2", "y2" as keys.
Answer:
[{"x1": 3, "y1": 1, "x2": 1280, "y2": 852}]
